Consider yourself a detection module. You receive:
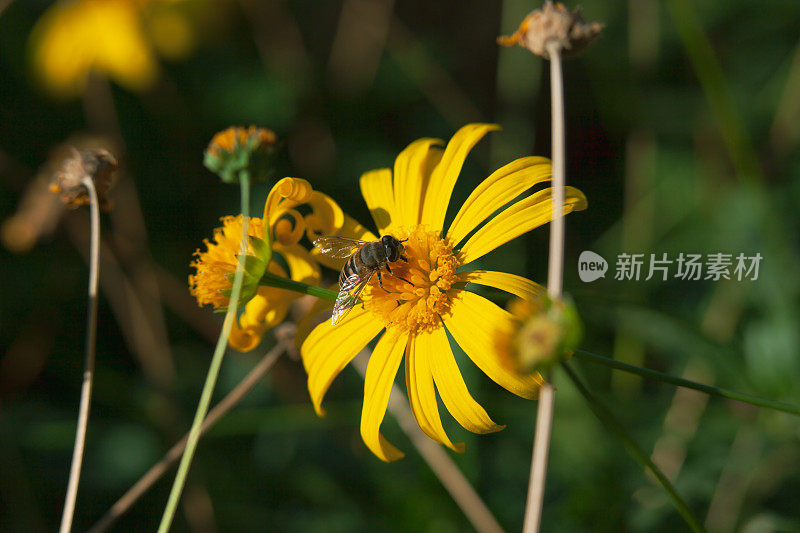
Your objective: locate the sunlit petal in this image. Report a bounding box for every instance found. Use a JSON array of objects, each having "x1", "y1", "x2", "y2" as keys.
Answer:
[
  {"x1": 393, "y1": 138, "x2": 444, "y2": 228},
  {"x1": 420, "y1": 123, "x2": 500, "y2": 230},
  {"x1": 457, "y1": 270, "x2": 546, "y2": 299},
  {"x1": 360, "y1": 168, "x2": 395, "y2": 235},
  {"x1": 301, "y1": 306, "x2": 384, "y2": 415},
  {"x1": 458, "y1": 186, "x2": 587, "y2": 264},
  {"x1": 361, "y1": 329, "x2": 407, "y2": 462},
  {"x1": 426, "y1": 326, "x2": 504, "y2": 433},
  {"x1": 406, "y1": 332, "x2": 464, "y2": 452},
  {"x1": 447, "y1": 156, "x2": 552, "y2": 246},
  {"x1": 443, "y1": 290, "x2": 544, "y2": 399}
]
